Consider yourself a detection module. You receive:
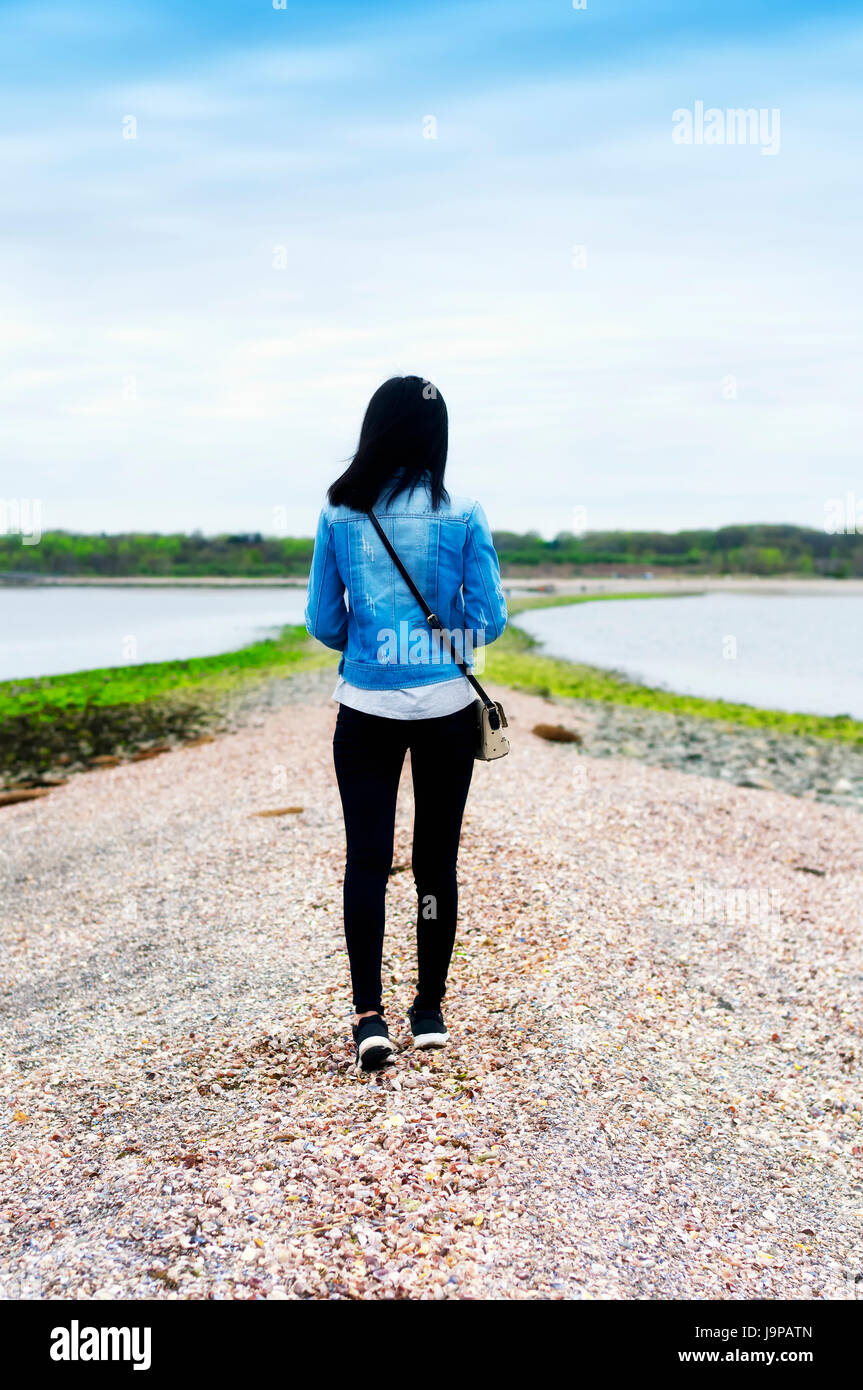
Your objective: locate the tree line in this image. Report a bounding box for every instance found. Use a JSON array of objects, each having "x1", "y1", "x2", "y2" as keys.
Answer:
[{"x1": 0, "y1": 524, "x2": 860, "y2": 578}]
